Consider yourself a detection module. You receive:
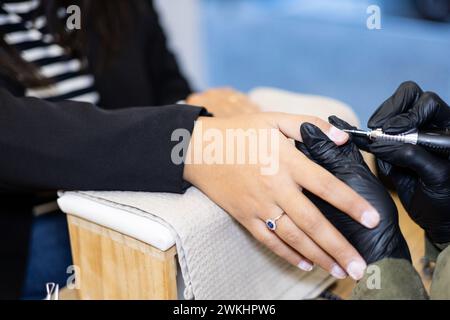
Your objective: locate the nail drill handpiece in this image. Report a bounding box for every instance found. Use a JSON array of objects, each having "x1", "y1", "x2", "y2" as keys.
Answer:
[{"x1": 343, "y1": 128, "x2": 450, "y2": 153}]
